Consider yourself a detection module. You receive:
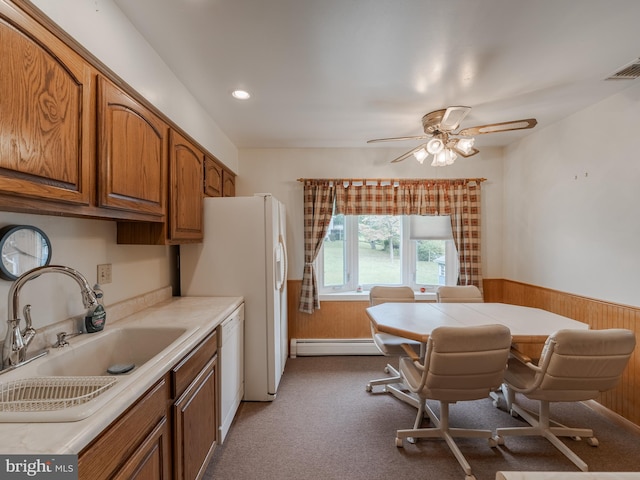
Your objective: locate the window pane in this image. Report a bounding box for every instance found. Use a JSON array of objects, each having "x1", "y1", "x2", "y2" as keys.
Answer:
[
  {"x1": 416, "y1": 239, "x2": 446, "y2": 285},
  {"x1": 358, "y1": 215, "x2": 401, "y2": 285},
  {"x1": 323, "y1": 214, "x2": 345, "y2": 286}
]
